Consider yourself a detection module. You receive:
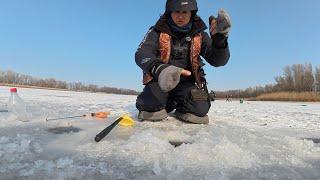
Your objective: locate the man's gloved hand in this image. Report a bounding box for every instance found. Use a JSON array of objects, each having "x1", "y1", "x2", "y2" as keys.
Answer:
[
  {"x1": 209, "y1": 9, "x2": 231, "y2": 37},
  {"x1": 151, "y1": 63, "x2": 191, "y2": 92},
  {"x1": 212, "y1": 33, "x2": 228, "y2": 49}
]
